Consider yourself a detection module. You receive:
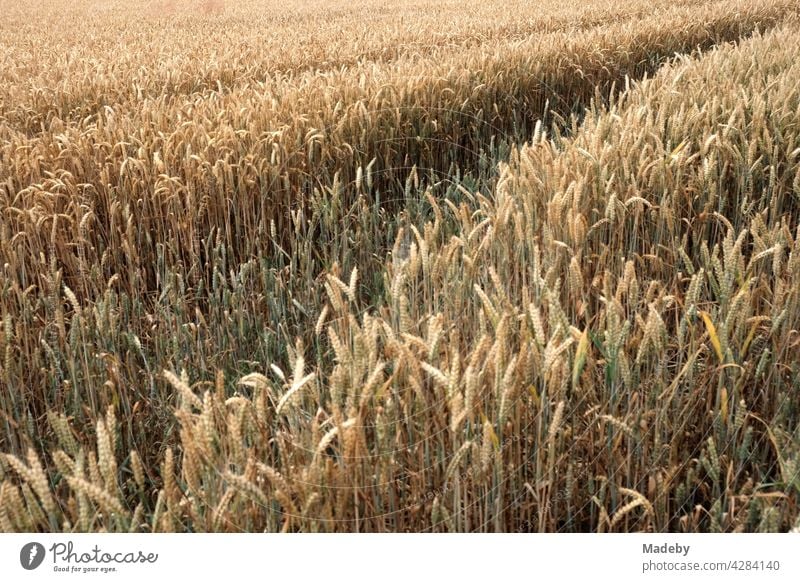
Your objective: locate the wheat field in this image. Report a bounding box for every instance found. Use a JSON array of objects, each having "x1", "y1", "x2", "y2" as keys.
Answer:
[{"x1": 1, "y1": 0, "x2": 800, "y2": 532}]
